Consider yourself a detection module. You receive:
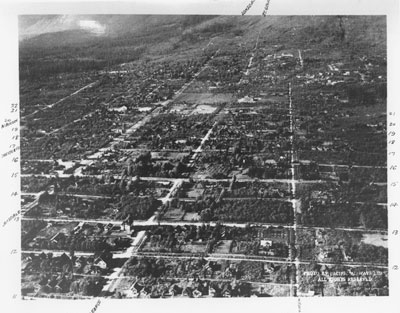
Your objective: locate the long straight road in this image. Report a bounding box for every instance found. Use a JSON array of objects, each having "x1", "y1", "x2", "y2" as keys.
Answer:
[
  {"x1": 23, "y1": 81, "x2": 99, "y2": 119},
  {"x1": 288, "y1": 82, "x2": 300, "y2": 296},
  {"x1": 22, "y1": 215, "x2": 387, "y2": 234}
]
